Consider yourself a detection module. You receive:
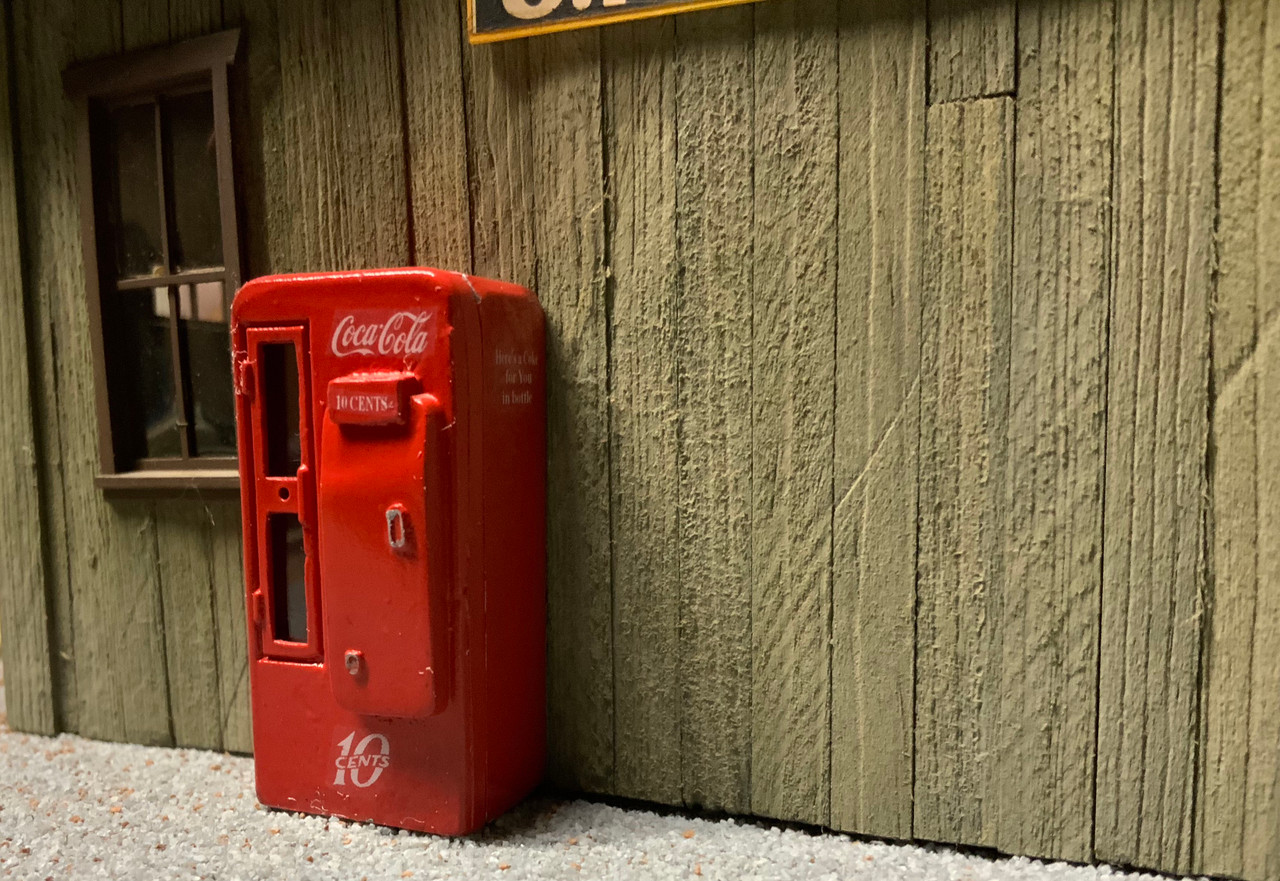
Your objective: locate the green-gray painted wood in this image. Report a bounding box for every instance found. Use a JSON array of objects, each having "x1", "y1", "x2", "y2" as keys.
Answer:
[
  {"x1": 122, "y1": 0, "x2": 170, "y2": 47},
  {"x1": 603, "y1": 17, "x2": 681, "y2": 806},
  {"x1": 275, "y1": 0, "x2": 408, "y2": 271},
  {"x1": 749, "y1": 0, "x2": 836, "y2": 828},
  {"x1": 0, "y1": 2, "x2": 56, "y2": 736},
  {"x1": 155, "y1": 500, "x2": 222, "y2": 751},
  {"x1": 1095, "y1": 0, "x2": 1218, "y2": 872},
  {"x1": 11, "y1": 0, "x2": 79, "y2": 738},
  {"x1": 169, "y1": 0, "x2": 221, "y2": 42},
  {"x1": 460, "y1": 10, "x2": 535, "y2": 287},
  {"x1": 1199, "y1": 0, "x2": 1280, "y2": 875},
  {"x1": 673, "y1": 5, "x2": 753, "y2": 815},
  {"x1": 209, "y1": 501, "x2": 251, "y2": 754},
  {"x1": 14, "y1": 0, "x2": 173, "y2": 747},
  {"x1": 998, "y1": 0, "x2": 1112, "y2": 861},
  {"x1": 830, "y1": 0, "x2": 924, "y2": 842},
  {"x1": 528, "y1": 29, "x2": 614, "y2": 793},
  {"x1": 401, "y1": 0, "x2": 472, "y2": 271},
  {"x1": 225, "y1": 0, "x2": 287, "y2": 278},
  {"x1": 927, "y1": 0, "x2": 1014, "y2": 103},
  {"x1": 915, "y1": 96, "x2": 1013, "y2": 848}
]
